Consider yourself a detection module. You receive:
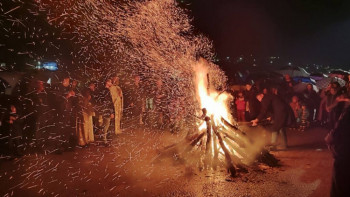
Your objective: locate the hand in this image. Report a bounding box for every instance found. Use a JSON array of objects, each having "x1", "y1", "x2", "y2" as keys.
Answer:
[
  {"x1": 110, "y1": 114, "x2": 114, "y2": 119},
  {"x1": 266, "y1": 117, "x2": 272, "y2": 121},
  {"x1": 251, "y1": 119, "x2": 258, "y2": 126}
]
